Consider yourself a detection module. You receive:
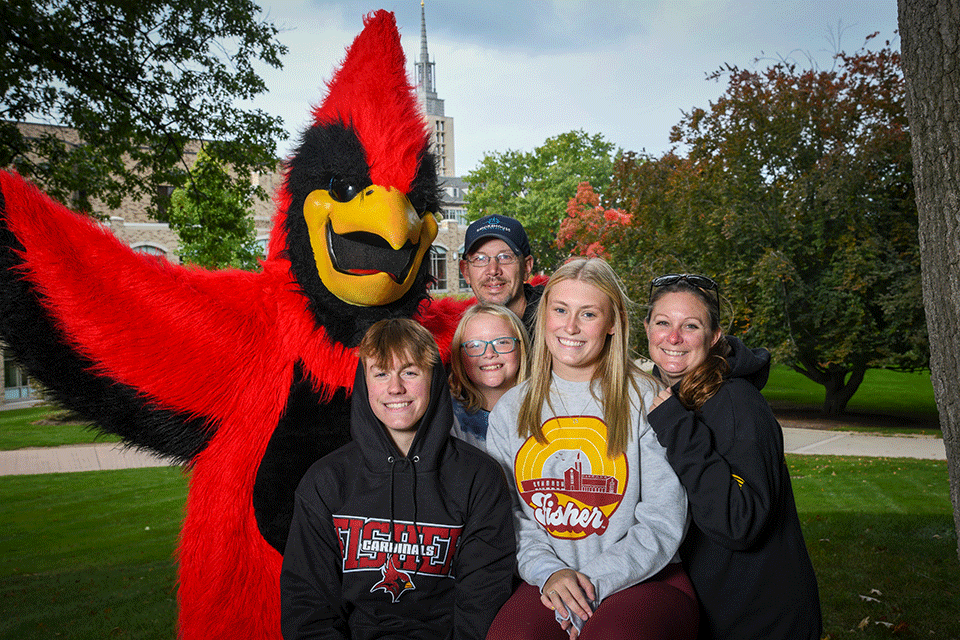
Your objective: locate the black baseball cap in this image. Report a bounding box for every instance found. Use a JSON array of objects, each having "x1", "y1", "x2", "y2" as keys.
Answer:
[{"x1": 463, "y1": 214, "x2": 532, "y2": 258}]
